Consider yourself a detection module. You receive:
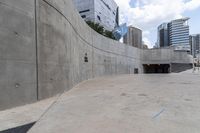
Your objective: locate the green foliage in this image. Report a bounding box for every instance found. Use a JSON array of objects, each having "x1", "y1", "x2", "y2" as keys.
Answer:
[
  {"x1": 86, "y1": 21, "x2": 104, "y2": 34},
  {"x1": 86, "y1": 21, "x2": 116, "y2": 40},
  {"x1": 104, "y1": 30, "x2": 115, "y2": 40}
]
